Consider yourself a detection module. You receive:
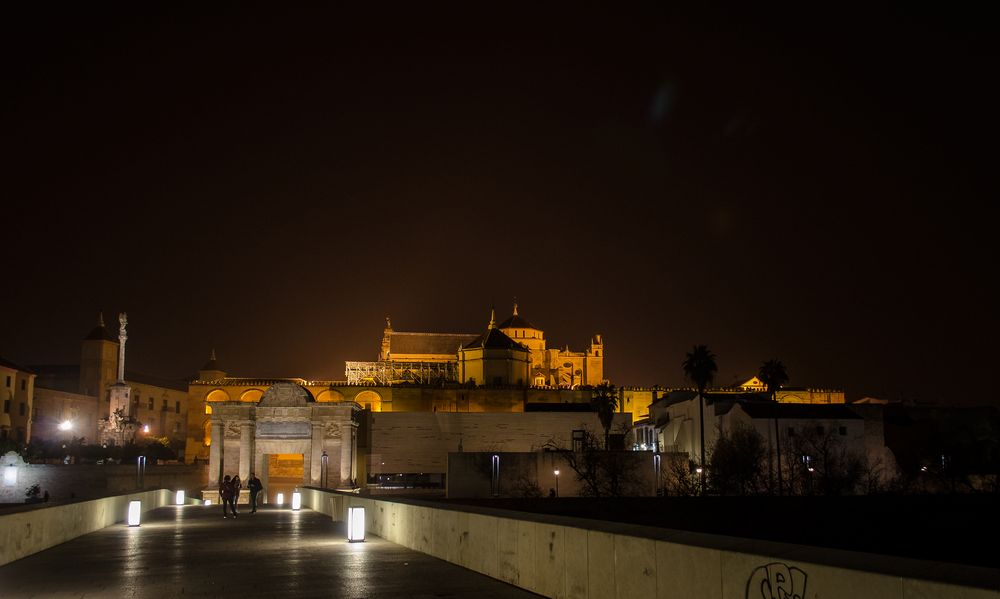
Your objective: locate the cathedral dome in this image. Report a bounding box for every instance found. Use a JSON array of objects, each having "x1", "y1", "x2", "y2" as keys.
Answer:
[{"x1": 496, "y1": 303, "x2": 539, "y2": 330}]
